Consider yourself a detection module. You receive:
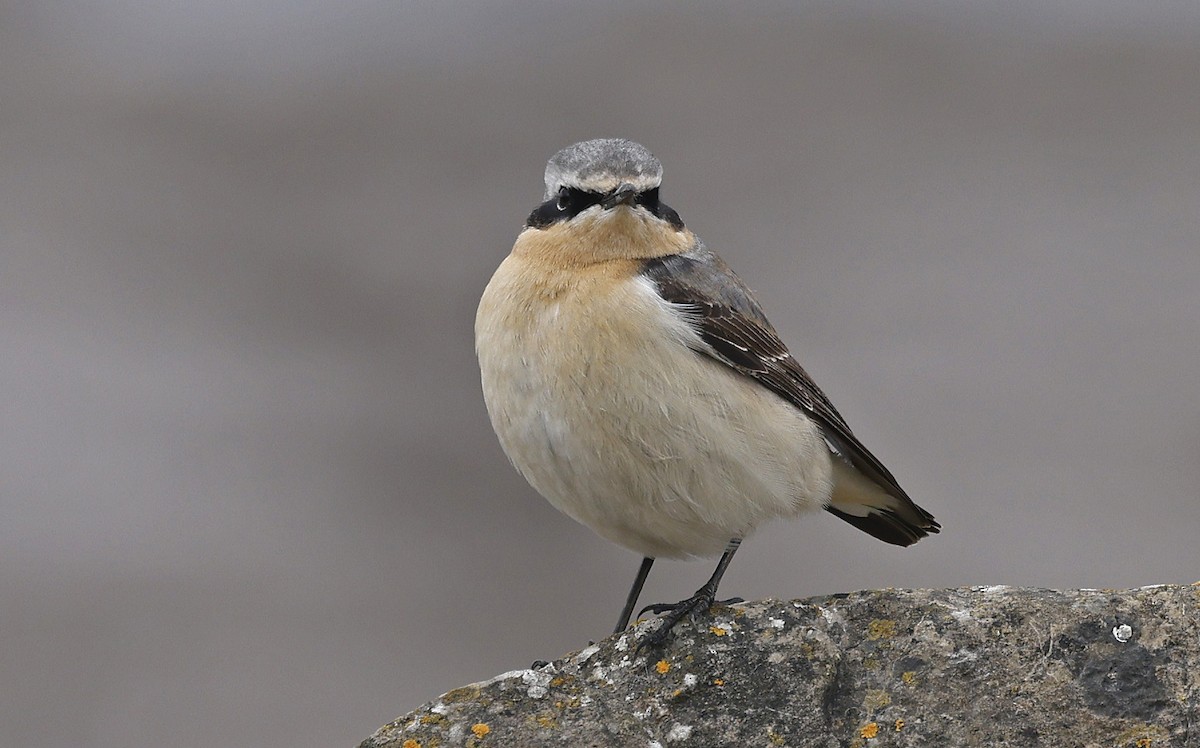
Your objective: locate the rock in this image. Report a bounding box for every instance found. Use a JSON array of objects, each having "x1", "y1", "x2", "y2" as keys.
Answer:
[{"x1": 359, "y1": 585, "x2": 1199, "y2": 747}]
